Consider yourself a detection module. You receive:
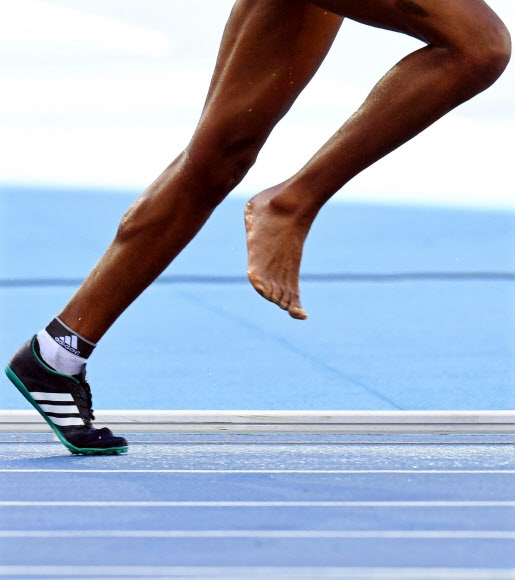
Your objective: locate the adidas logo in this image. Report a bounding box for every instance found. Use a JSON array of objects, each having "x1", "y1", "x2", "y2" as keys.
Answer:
[{"x1": 54, "y1": 335, "x2": 81, "y2": 356}]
